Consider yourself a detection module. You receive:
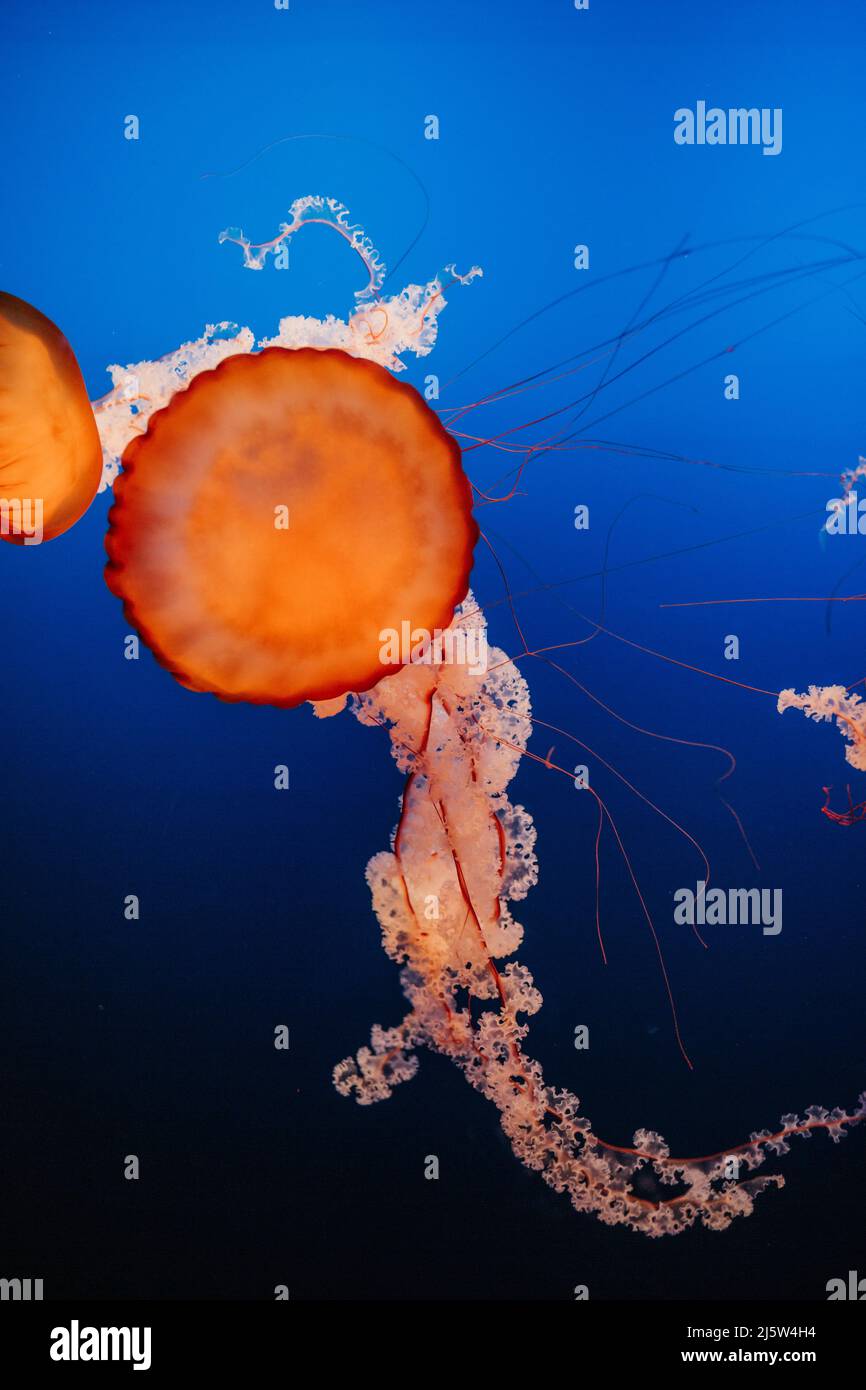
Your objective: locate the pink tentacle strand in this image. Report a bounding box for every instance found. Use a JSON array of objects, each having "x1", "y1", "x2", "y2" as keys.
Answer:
[{"x1": 330, "y1": 597, "x2": 864, "y2": 1236}]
